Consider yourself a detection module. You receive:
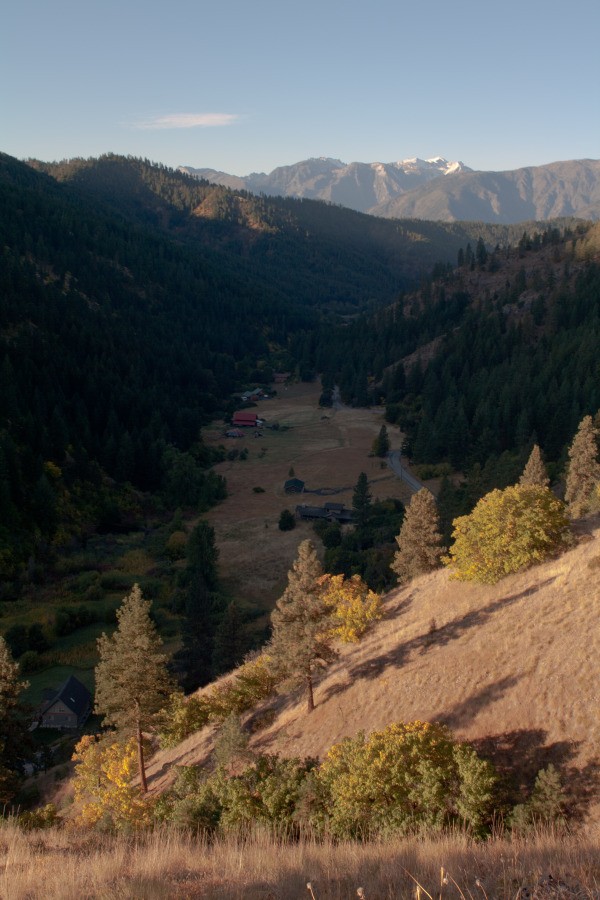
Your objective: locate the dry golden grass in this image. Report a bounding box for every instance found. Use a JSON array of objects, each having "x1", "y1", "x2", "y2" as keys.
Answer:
[
  {"x1": 2, "y1": 822, "x2": 600, "y2": 898},
  {"x1": 145, "y1": 520, "x2": 600, "y2": 826}
]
